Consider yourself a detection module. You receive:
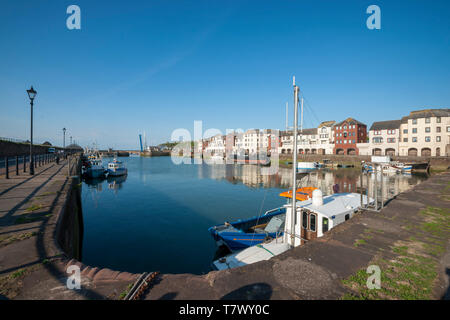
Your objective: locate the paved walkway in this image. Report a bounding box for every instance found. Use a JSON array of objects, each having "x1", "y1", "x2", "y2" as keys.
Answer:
[{"x1": 0, "y1": 159, "x2": 138, "y2": 300}]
